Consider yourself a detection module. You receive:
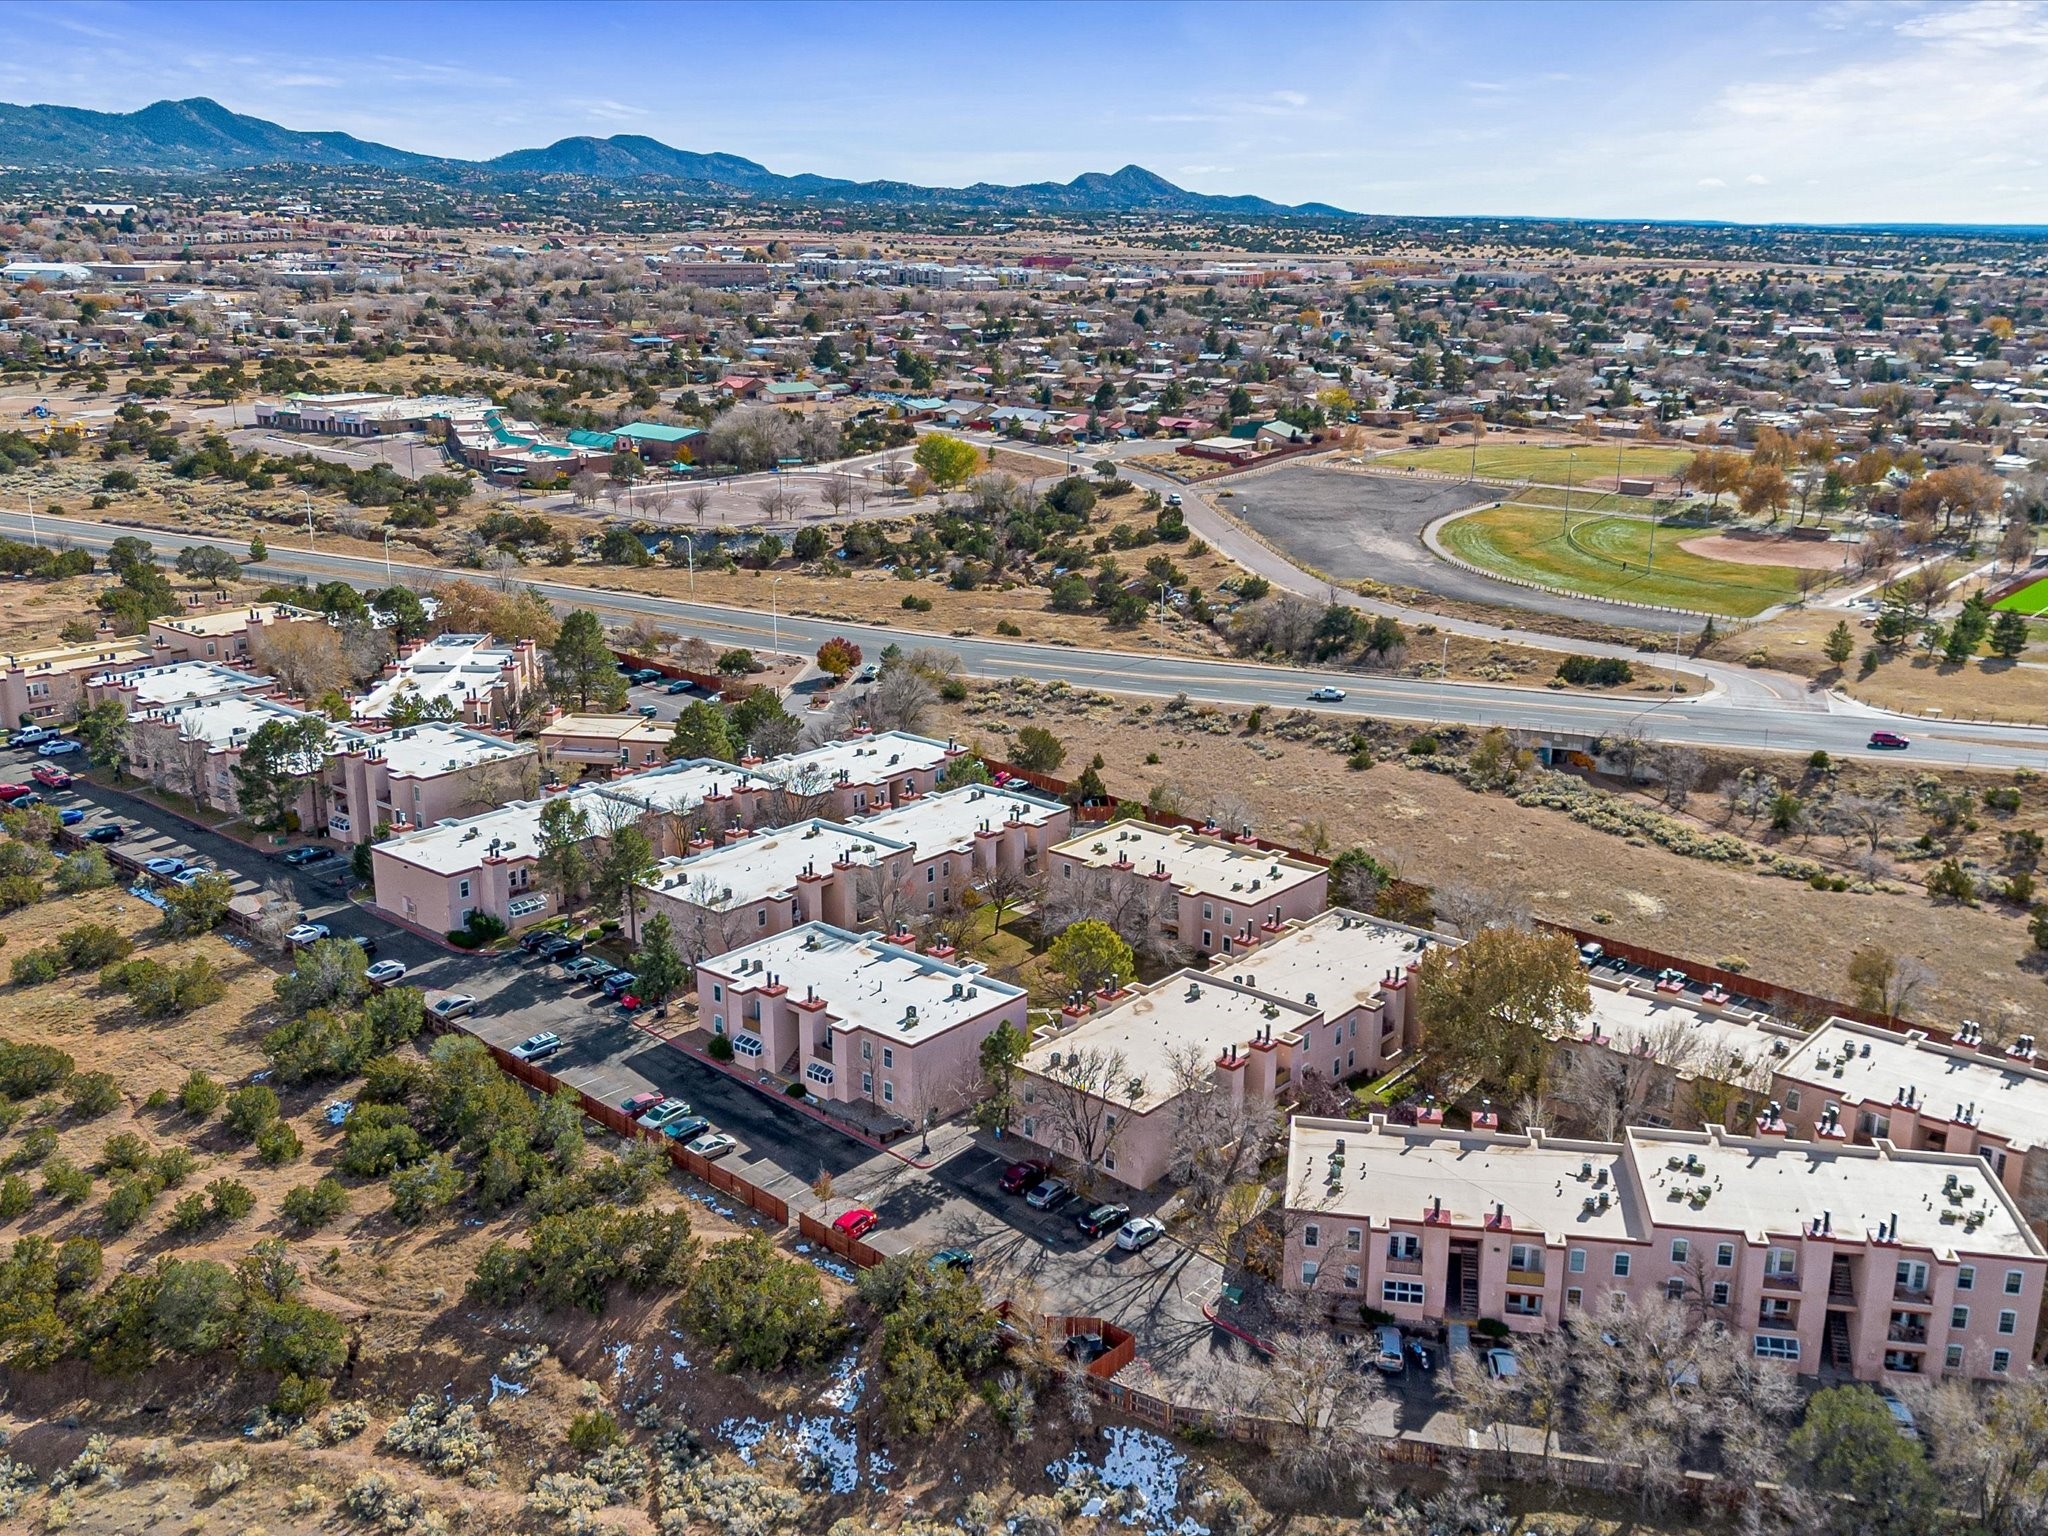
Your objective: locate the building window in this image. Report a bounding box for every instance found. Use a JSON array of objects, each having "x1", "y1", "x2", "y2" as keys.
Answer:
[
  {"x1": 458, "y1": 879, "x2": 471, "y2": 899},
  {"x1": 1343, "y1": 1264, "x2": 1359, "y2": 1290},
  {"x1": 1998, "y1": 1310, "x2": 2017, "y2": 1335},
  {"x1": 2005, "y1": 1269, "x2": 2025, "y2": 1296},
  {"x1": 1389, "y1": 1233, "x2": 1420, "y2": 1260},
  {"x1": 1716, "y1": 1242, "x2": 1734, "y2": 1267},
  {"x1": 1665, "y1": 1278, "x2": 1686, "y2": 1301},
  {"x1": 1062, "y1": 863, "x2": 1072, "y2": 879},
  {"x1": 1946, "y1": 1345, "x2": 1964, "y2": 1370},
  {"x1": 1020, "y1": 1116, "x2": 1035, "y2": 1139},
  {"x1": 1202, "y1": 903, "x2": 1212, "y2": 920},
  {"x1": 1505, "y1": 1294, "x2": 1542, "y2": 1317},
  {"x1": 1993, "y1": 1350, "x2": 2012, "y2": 1374},
  {"x1": 1784, "y1": 1088, "x2": 1801, "y2": 1112},
  {"x1": 1568, "y1": 1248, "x2": 1586, "y2": 1274},
  {"x1": 758, "y1": 909, "x2": 767, "y2": 926},
  {"x1": 1509, "y1": 1244, "x2": 1541, "y2": 1274},
  {"x1": 713, "y1": 984, "x2": 723, "y2": 1002},
  {"x1": 1382, "y1": 1280, "x2": 1424, "y2": 1306},
  {"x1": 1712, "y1": 1282, "x2": 1730, "y2": 1307},
  {"x1": 881, "y1": 1082, "x2": 894, "y2": 1104},
  {"x1": 861, "y1": 1072, "x2": 873, "y2": 1094},
  {"x1": 712, "y1": 1015, "x2": 724, "y2": 1033},
  {"x1": 1765, "y1": 1248, "x2": 1797, "y2": 1279},
  {"x1": 1565, "y1": 1287, "x2": 1582, "y2": 1308},
  {"x1": 1103, "y1": 1152, "x2": 1115, "y2": 1171},
  {"x1": 1201, "y1": 931, "x2": 1212, "y2": 949},
  {"x1": 1953, "y1": 1305, "x2": 1971, "y2": 1329},
  {"x1": 882, "y1": 1047, "x2": 894, "y2": 1068},
  {"x1": 1345, "y1": 1227, "x2": 1361, "y2": 1252},
  {"x1": 862, "y1": 1041, "x2": 872, "y2": 1061},
  {"x1": 1670, "y1": 1239, "x2": 1689, "y2": 1264},
  {"x1": 1753, "y1": 1335, "x2": 1800, "y2": 1362},
  {"x1": 1958, "y1": 1266, "x2": 1976, "y2": 1291},
  {"x1": 1301, "y1": 1261, "x2": 1319, "y2": 1287},
  {"x1": 1302, "y1": 1224, "x2": 1319, "y2": 1249},
  {"x1": 1613, "y1": 1254, "x2": 1631, "y2": 1278}
]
